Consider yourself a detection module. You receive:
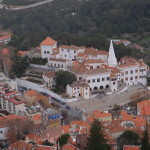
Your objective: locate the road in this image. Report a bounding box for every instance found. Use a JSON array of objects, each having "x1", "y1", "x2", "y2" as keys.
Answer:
[{"x1": 0, "y1": 0, "x2": 54, "y2": 11}]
